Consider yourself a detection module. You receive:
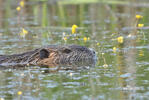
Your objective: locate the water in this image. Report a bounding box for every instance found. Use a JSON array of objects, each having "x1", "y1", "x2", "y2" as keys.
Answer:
[{"x1": 0, "y1": 0, "x2": 149, "y2": 100}]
